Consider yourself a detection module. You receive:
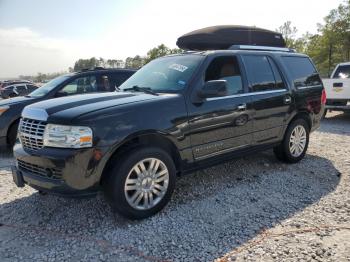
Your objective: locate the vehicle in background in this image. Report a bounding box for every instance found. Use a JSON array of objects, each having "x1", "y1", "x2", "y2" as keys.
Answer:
[
  {"x1": 0, "y1": 80, "x2": 32, "y2": 89},
  {"x1": 322, "y1": 62, "x2": 350, "y2": 115},
  {"x1": 0, "y1": 83, "x2": 39, "y2": 99},
  {"x1": 0, "y1": 68, "x2": 136, "y2": 146},
  {"x1": 12, "y1": 45, "x2": 325, "y2": 219}
]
